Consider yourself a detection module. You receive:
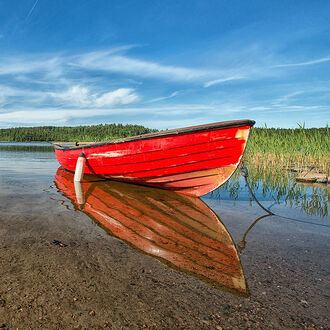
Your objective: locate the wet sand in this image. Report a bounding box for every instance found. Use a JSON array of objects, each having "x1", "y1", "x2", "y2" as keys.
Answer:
[{"x1": 0, "y1": 171, "x2": 329, "y2": 329}]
